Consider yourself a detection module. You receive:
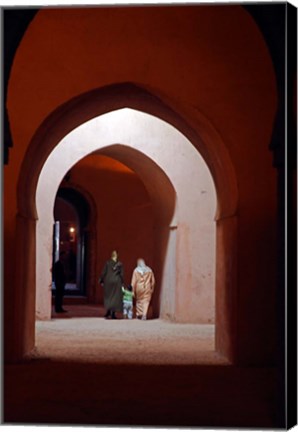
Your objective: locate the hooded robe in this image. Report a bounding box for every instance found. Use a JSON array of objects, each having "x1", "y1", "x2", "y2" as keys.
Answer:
[
  {"x1": 100, "y1": 259, "x2": 124, "y2": 312},
  {"x1": 131, "y1": 261, "x2": 155, "y2": 318}
]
